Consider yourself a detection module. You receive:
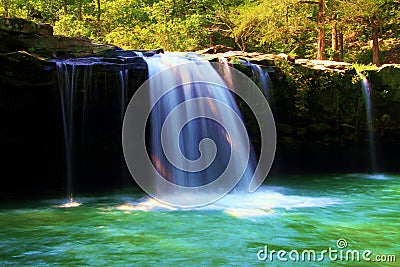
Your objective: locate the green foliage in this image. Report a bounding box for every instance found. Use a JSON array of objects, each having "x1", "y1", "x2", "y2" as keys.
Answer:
[
  {"x1": 54, "y1": 14, "x2": 96, "y2": 39},
  {"x1": 0, "y1": 0, "x2": 399, "y2": 62},
  {"x1": 273, "y1": 58, "x2": 362, "y2": 130},
  {"x1": 346, "y1": 46, "x2": 387, "y2": 65}
]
